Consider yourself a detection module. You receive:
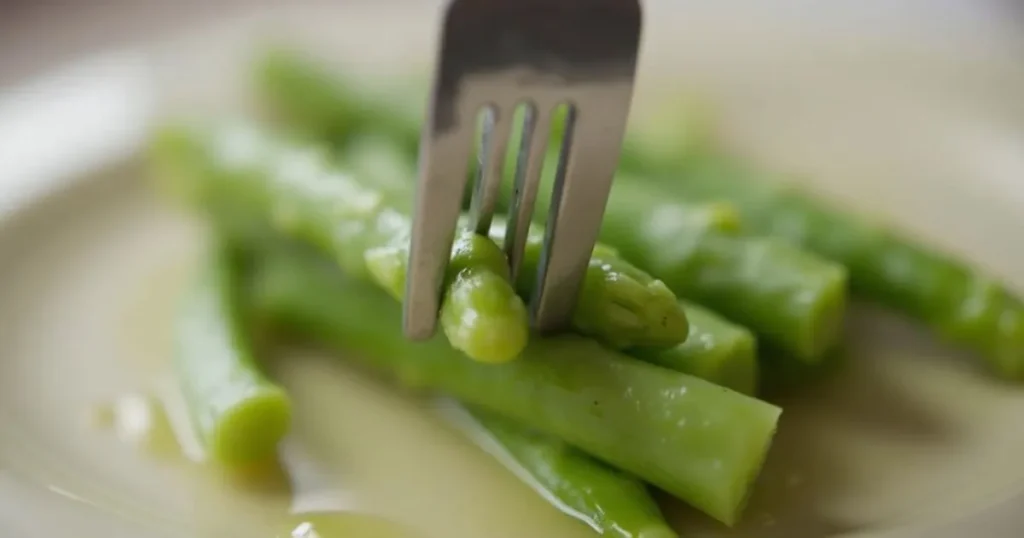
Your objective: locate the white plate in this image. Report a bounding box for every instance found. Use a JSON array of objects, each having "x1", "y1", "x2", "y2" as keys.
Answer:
[{"x1": 3, "y1": 2, "x2": 1024, "y2": 537}]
